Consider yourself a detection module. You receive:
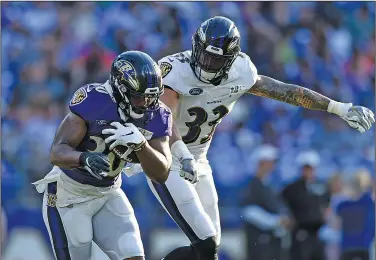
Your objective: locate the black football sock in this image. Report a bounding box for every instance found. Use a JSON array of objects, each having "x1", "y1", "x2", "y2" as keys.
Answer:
[{"x1": 163, "y1": 246, "x2": 197, "y2": 260}]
